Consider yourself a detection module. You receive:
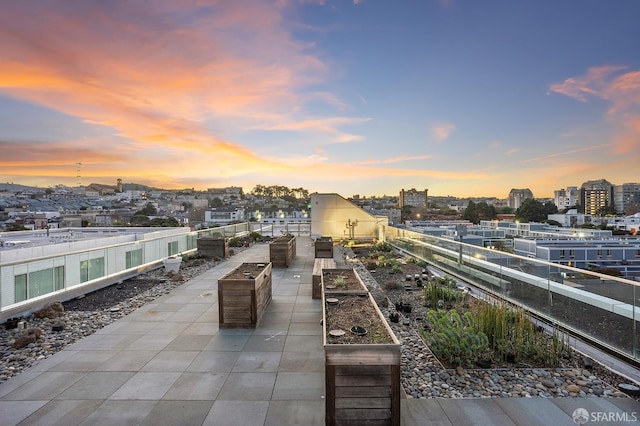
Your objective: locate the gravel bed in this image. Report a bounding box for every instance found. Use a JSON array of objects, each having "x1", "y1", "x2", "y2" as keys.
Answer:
[{"x1": 342, "y1": 246, "x2": 636, "y2": 399}]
